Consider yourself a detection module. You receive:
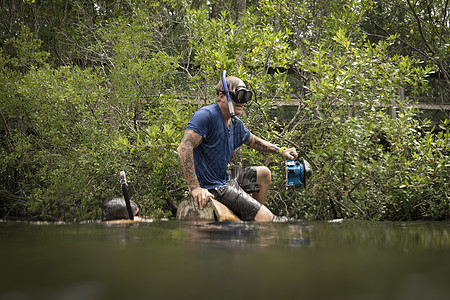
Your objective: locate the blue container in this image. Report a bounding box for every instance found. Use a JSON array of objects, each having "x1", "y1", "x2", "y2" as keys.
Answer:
[{"x1": 286, "y1": 159, "x2": 312, "y2": 189}]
